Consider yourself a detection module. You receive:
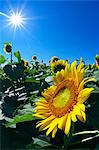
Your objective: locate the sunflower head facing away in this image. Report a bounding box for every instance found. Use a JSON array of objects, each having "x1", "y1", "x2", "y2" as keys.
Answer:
[
  {"x1": 50, "y1": 58, "x2": 67, "y2": 73},
  {"x1": 33, "y1": 61, "x2": 94, "y2": 138},
  {"x1": 50, "y1": 56, "x2": 59, "y2": 63},
  {"x1": 21, "y1": 59, "x2": 29, "y2": 67},
  {"x1": 32, "y1": 56, "x2": 37, "y2": 60},
  {"x1": 4, "y1": 43, "x2": 12, "y2": 54},
  {"x1": 95, "y1": 55, "x2": 99, "y2": 67}
]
